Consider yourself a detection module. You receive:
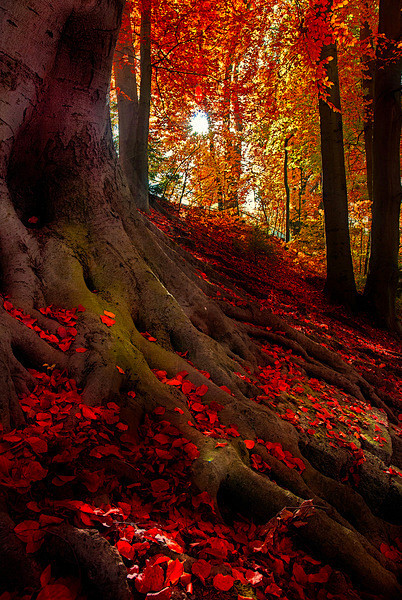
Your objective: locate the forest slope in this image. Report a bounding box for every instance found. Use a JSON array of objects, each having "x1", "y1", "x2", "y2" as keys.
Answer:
[{"x1": 1, "y1": 201, "x2": 402, "y2": 600}]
